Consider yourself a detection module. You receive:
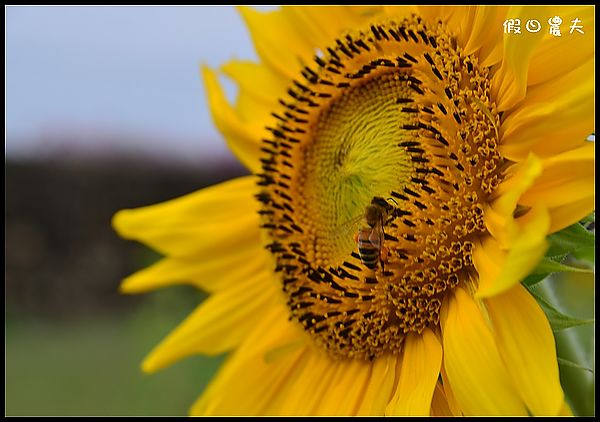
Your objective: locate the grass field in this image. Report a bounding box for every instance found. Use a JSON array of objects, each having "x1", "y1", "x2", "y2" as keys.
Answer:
[{"x1": 6, "y1": 286, "x2": 224, "y2": 416}]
